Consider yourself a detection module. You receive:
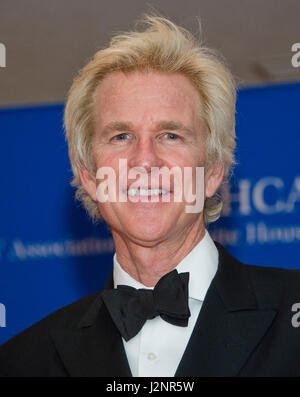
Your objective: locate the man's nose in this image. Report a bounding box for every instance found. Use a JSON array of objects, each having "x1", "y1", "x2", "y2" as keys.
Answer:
[{"x1": 128, "y1": 137, "x2": 164, "y2": 172}]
